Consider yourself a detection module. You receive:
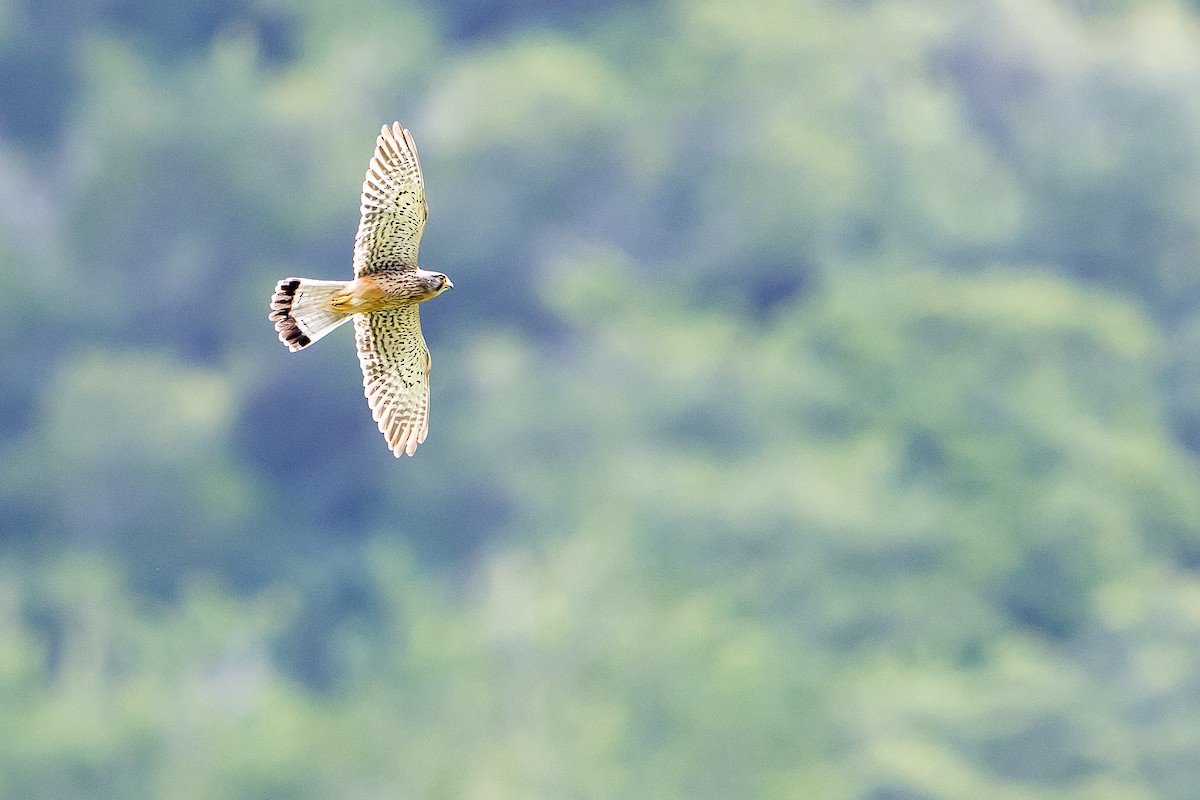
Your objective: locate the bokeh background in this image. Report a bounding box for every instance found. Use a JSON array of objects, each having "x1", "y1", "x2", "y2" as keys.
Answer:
[{"x1": 3, "y1": 0, "x2": 1200, "y2": 796}]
